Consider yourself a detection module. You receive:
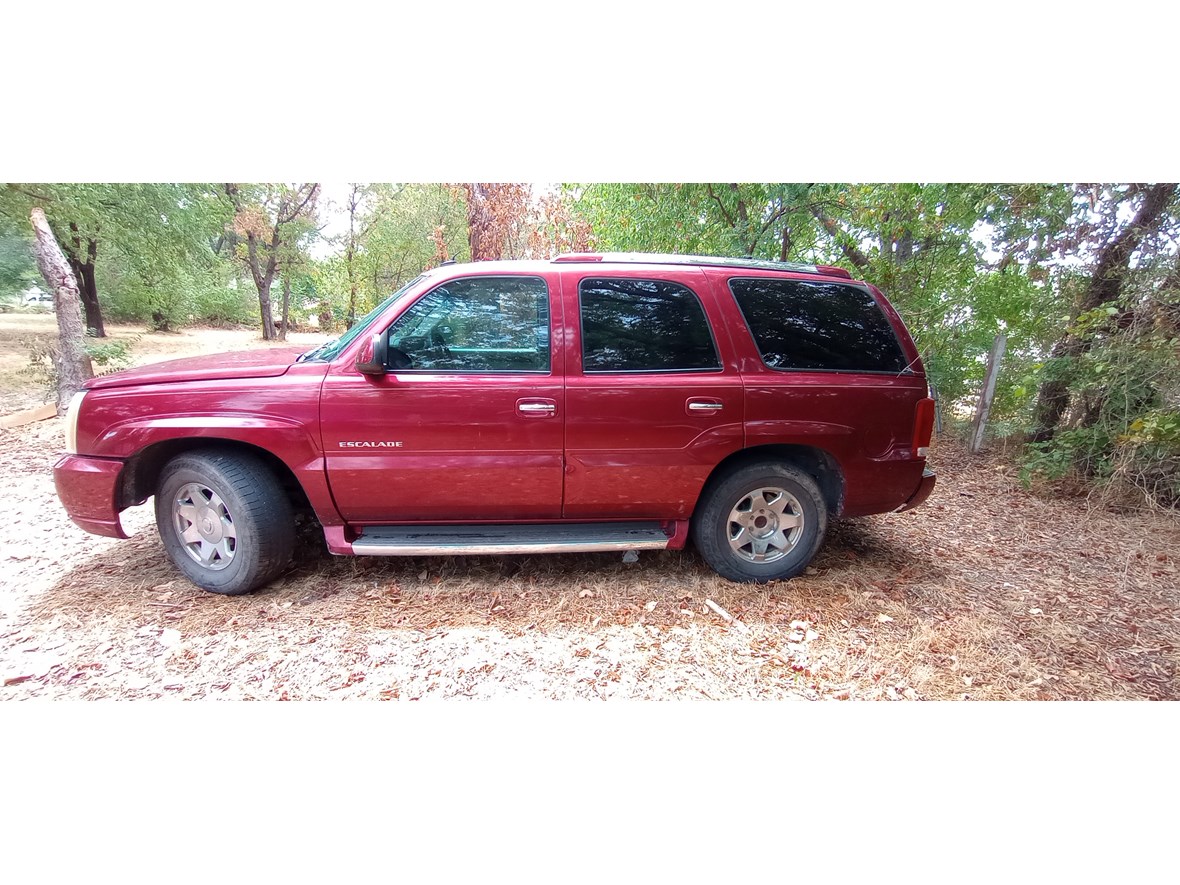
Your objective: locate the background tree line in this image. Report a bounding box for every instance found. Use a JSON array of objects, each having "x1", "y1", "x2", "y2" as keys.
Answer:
[{"x1": 2, "y1": 181, "x2": 1178, "y2": 505}]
